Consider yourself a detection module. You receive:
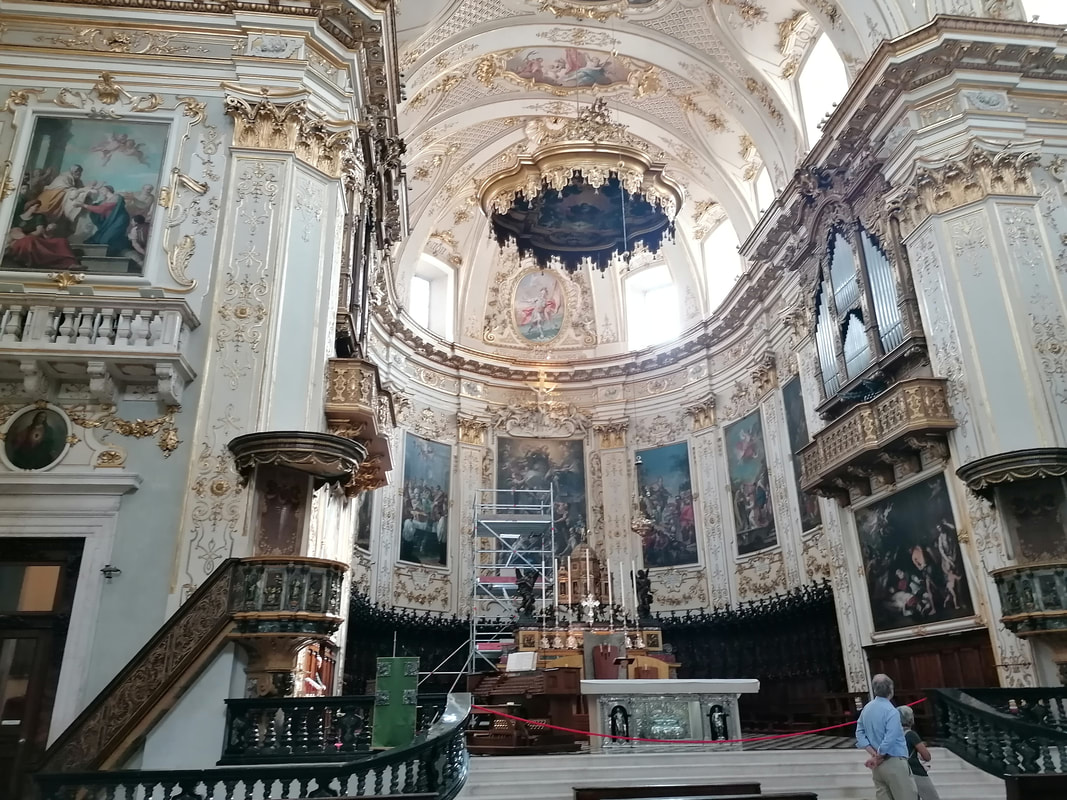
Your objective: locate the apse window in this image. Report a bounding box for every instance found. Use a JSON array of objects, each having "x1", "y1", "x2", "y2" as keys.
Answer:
[
  {"x1": 626, "y1": 264, "x2": 680, "y2": 350},
  {"x1": 408, "y1": 257, "x2": 454, "y2": 339},
  {"x1": 798, "y1": 33, "x2": 849, "y2": 147},
  {"x1": 1025, "y1": 0, "x2": 1067, "y2": 24},
  {"x1": 754, "y1": 167, "x2": 774, "y2": 214},
  {"x1": 704, "y1": 219, "x2": 743, "y2": 313}
]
